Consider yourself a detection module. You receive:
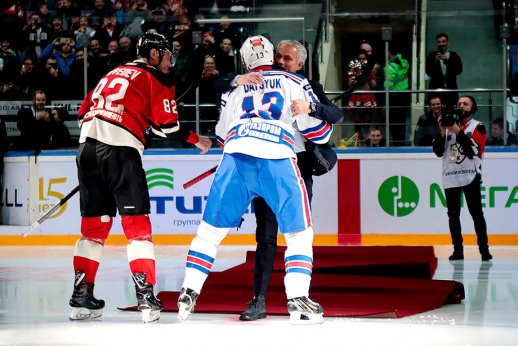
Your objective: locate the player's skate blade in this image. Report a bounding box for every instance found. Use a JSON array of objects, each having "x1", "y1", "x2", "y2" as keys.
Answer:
[
  {"x1": 140, "y1": 308, "x2": 160, "y2": 323},
  {"x1": 289, "y1": 311, "x2": 324, "y2": 325},
  {"x1": 177, "y1": 287, "x2": 198, "y2": 322},
  {"x1": 69, "y1": 307, "x2": 103, "y2": 320},
  {"x1": 177, "y1": 302, "x2": 192, "y2": 321}
]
